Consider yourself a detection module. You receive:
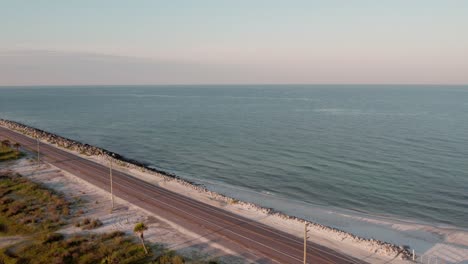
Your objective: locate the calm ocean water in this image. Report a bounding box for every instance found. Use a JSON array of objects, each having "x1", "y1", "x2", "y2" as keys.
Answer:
[{"x1": 1, "y1": 85, "x2": 467, "y2": 231}]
